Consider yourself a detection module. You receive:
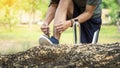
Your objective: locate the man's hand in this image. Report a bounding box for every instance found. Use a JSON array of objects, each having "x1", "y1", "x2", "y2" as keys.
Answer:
[
  {"x1": 40, "y1": 23, "x2": 50, "y2": 36},
  {"x1": 55, "y1": 20, "x2": 71, "y2": 33}
]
